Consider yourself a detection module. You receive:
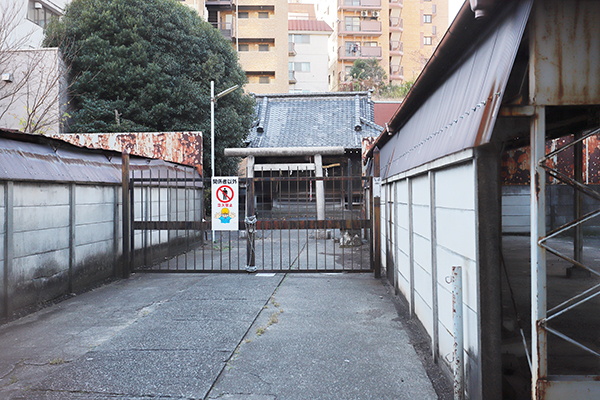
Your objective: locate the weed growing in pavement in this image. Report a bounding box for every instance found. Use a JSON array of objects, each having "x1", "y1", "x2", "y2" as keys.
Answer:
[{"x1": 49, "y1": 357, "x2": 65, "y2": 365}]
